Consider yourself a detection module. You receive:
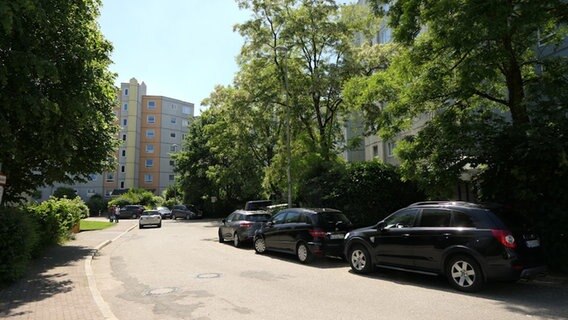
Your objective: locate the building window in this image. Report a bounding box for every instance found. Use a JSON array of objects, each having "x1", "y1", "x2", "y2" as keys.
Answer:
[
  {"x1": 144, "y1": 174, "x2": 153, "y2": 183},
  {"x1": 106, "y1": 173, "x2": 114, "y2": 182},
  {"x1": 88, "y1": 174, "x2": 97, "y2": 181},
  {"x1": 169, "y1": 175, "x2": 175, "y2": 181},
  {"x1": 169, "y1": 160, "x2": 175, "y2": 166},
  {"x1": 146, "y1": 144, "x2": 154, "y2": 153},
  {"x1": 148, "y1": 101, "x2": 156, "y2": 109},
  {"x1": 170, "y1": 132, "x2": 176, "y2": 138},
  {"x1": 123, "y1": 103, "x2": 128, "y2": 111},
  {"x1": 171, "y1": 104, "x2": 177, "y2": 110},
  {"x1": 170, "y1": 144, "x2": 178, "y2": 152},
  {"x1": 120, "y1": 181, "x2": 125, "y2": 189},
  {"x1": 182, "y1": 106, "x2": 191, "y2": 115},
  {"x1": 171, "y1": 117, "x2": 177, "y2": 124},
  {"x1": 182, "y1": 134, "x2": 187, "y2": 140},
  {"x1": 147, "y1": 115, "x2": 156, "y2": 124},
  {"x1": 387, "y1": 142, "x2": 396, "y2": 157},
  {"x1": 146, "y1": 129, "x2": 155, "y2": 138},
  {"x1": 122, "y1": 134, "x2": 126, "y2": 141},
  {"x1": 145, "y1": 159, "x2": 154, "y2": 167},
  {"x1": 121, "y1": 149, "x2": 126, "y2": 157},
  {"x1": 121, "y1": 165, "x2": 125, "y2": 173},
  {"x1": 124, "y1": 88, "x2": 128, "y2": 96},
  {"x1": 182, "y1": 120, "x2": 189, "y2": 127},
  {"x1": 122, "y1": 119, "x2": 127, "y2": 126},
  {"x1": 372, "y1": 145, "x2": 379, "y2": 158}
]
